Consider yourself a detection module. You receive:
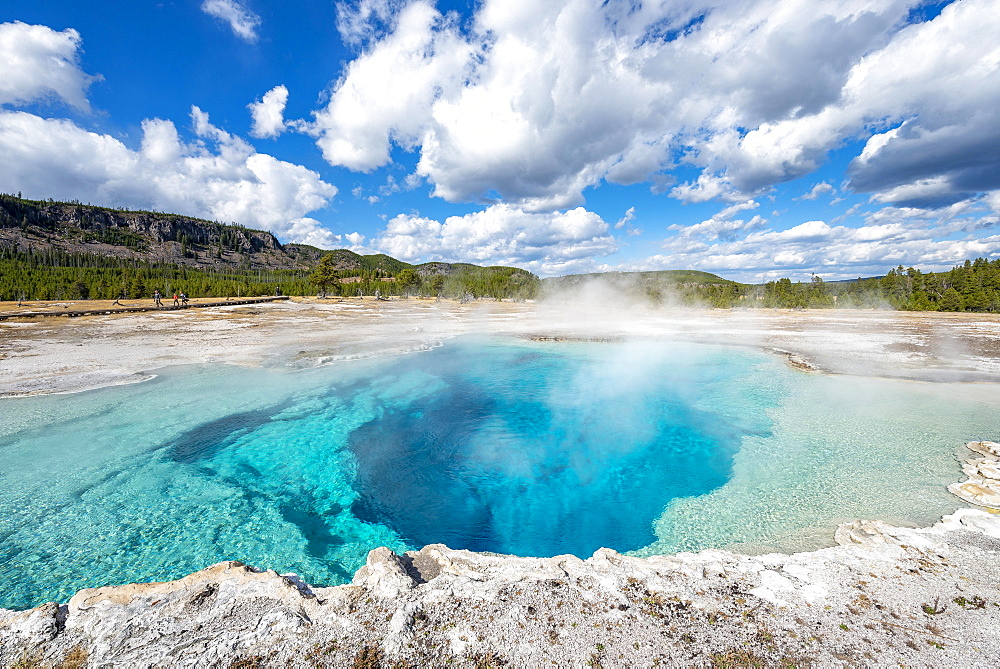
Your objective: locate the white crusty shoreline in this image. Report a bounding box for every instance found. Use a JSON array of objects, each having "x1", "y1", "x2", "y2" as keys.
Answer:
[
  {"x1": 3, "y1": 297, "x2": 1000, "y2": 398},
  {"x1": 2, "y1": 508, "x2": 999, "y2": 666},
  {"x1": 2, "y1": 300, "x2": 1000, "y2": 666}
]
